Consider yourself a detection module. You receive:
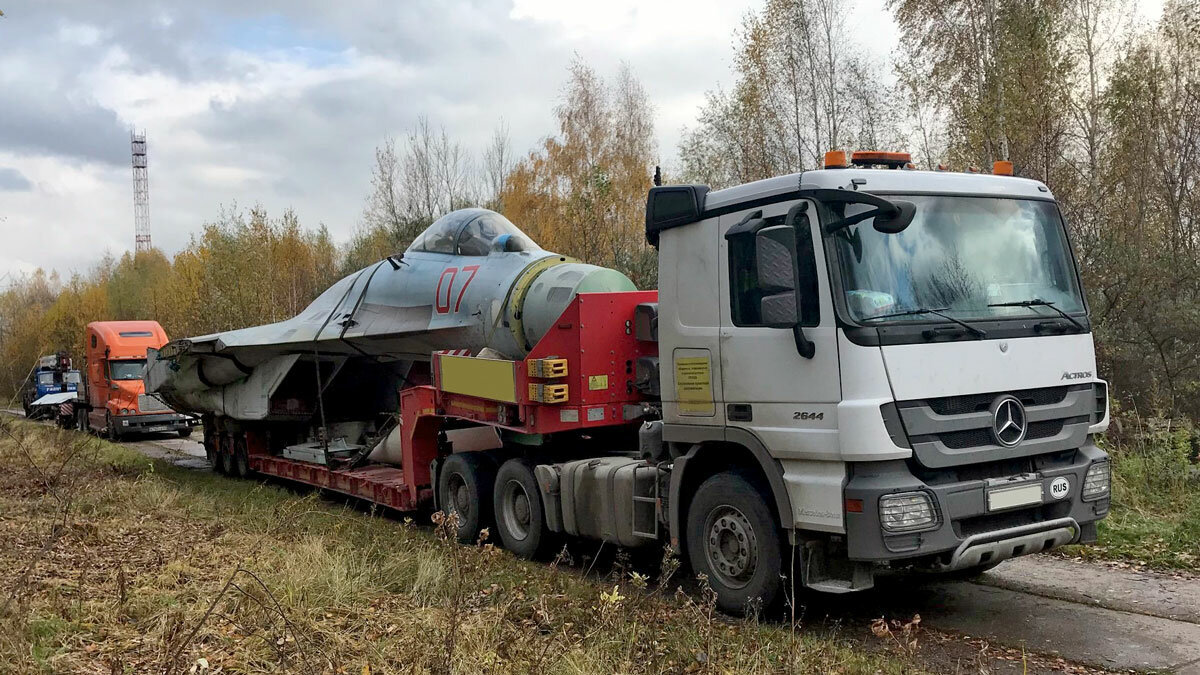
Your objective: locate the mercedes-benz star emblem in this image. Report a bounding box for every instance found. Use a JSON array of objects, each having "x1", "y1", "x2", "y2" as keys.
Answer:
[{"x1": 990, "y1": 395, "x2": 1027, "y2": 447}]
